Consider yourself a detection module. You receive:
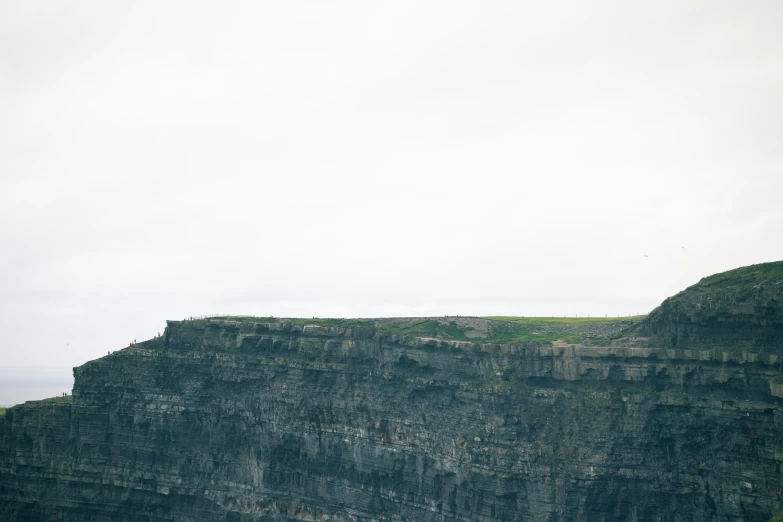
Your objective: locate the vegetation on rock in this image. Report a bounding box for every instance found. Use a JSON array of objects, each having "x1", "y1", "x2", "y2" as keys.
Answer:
[
  {"x1": 207, "y1": 315, "x2": 644, "y2": 346},
  {"x1": 691, "y1": 261, "x2": 783, "y2": 293}
]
